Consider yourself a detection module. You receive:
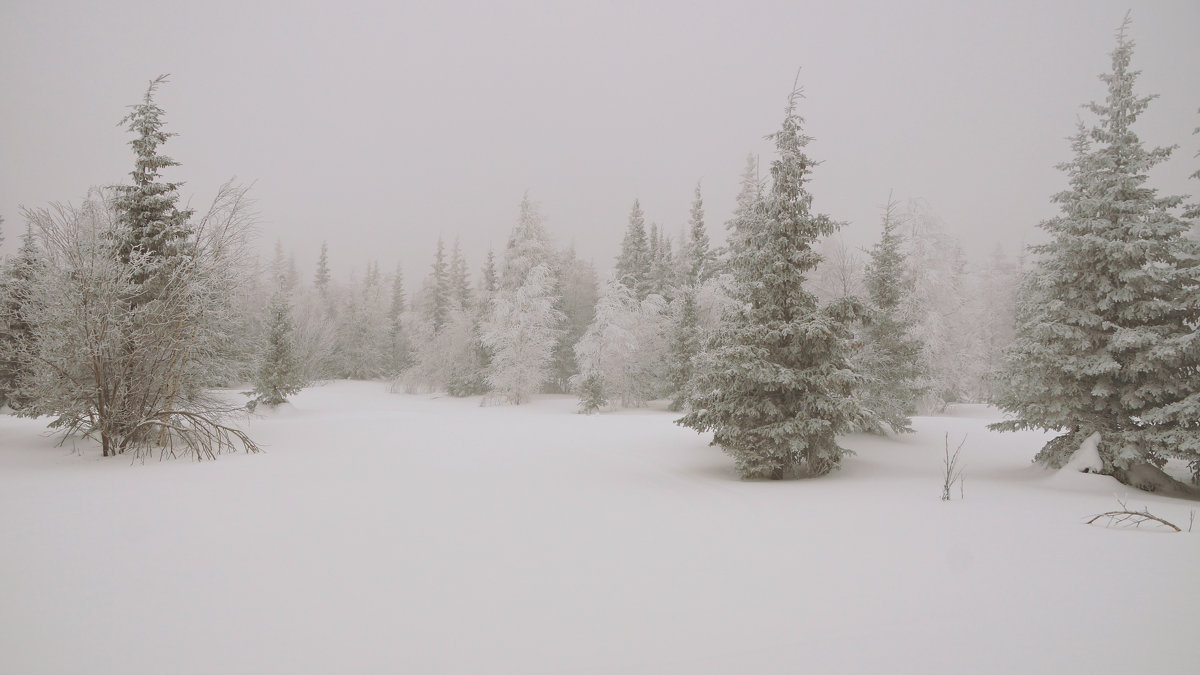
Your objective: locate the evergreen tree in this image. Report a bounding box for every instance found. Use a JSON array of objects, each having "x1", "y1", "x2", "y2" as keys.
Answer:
[
  {"x1": 387, "y1": 263, "x2": 412, "y2": 375},
  {"x1": 0, "y1": 224, "x2": 43, "y2": 409},
  {"x1": 112, "y1": 75, "x2": 194, "y2": 293},
  {"x1": 677, "y1": 81, "x2": 864, "y2": 480},
  {"x1": 427, "y1": 237, "x2": 449, "y2": 332},
  {"x1": 252, "y1": 284, "x2": 306, "y2": 407},
  {"x1": 718, "y1": 155, "x2": 764, "y2": 269},
  {"x1": 667, "y1": 182, "x2": 718, "y2": 410},
  {"x1": 855, "y1": 197, "x2": 927, "y2": 433},
  {"x1": 448, "y1": 237, "x2": 472, "y2": 310},
  {"x1": 480, "y1": 248, "x2": 498, "y2": 298},
  {"x1": 314, "y1": 241, "x2": 331, "y2": 296},
  {"x1": 576, "y1": 374, "x2": 608, "y2": 414},
  {"x1": 680, "y1": 182, "x2": 716, "y2": 284},
  {"x1": 665, "y1": 286, "x2": 700, "y2": 412},
  {"x1": 501, "y1": 193, "x2": 554, "y2": 290},
  {"x1": 615, "y1": 199, "x2": 651, "y2": 298},
  {"x1": 991, "y1": 18, "x2": 1200, "y2": 490},
  {"x1": 548, "y1": 247, "x2": 598, "y2": 393}
]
